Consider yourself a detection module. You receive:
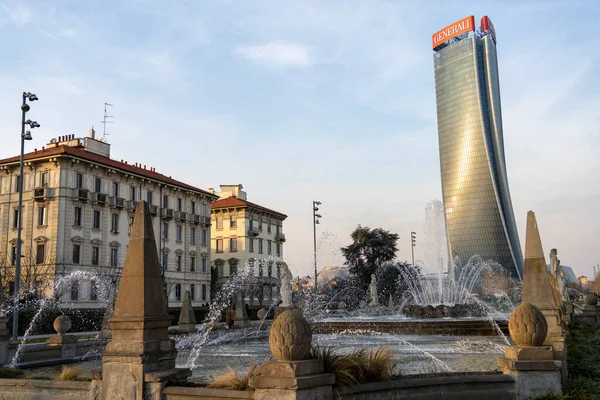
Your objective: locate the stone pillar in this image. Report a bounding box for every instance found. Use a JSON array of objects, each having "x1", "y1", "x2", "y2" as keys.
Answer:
[
  {"x1": 46, "y1": 315, "x2": 77, "y2": 358},
  {"x1": 575, "y1": 294, "x2": 598, "y2": 326},
  {"x1": 250, "y1": 310, "x2": 335, "y2": 399},
  {"x1": 234, "y1": 289, "x2": 249, "y2": 328},
  {"x1": 497, "y1": 303, "x2": 562, "y2": 399},
  {"x1": 178, "y1": 290, "x2": 197, "y2": 333},
  {"x1": 521, "y1": 211, "x2": 567, "y2": 380},
  {"x1": 0, "y1": 317, "x2": 10, "y2": 366},
  {"x1": 563, "y1": 302, "x2": 574, "y2": 326},
  {"x1": 101, "y1": 202, "x2": 190, "y2": 400}
]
